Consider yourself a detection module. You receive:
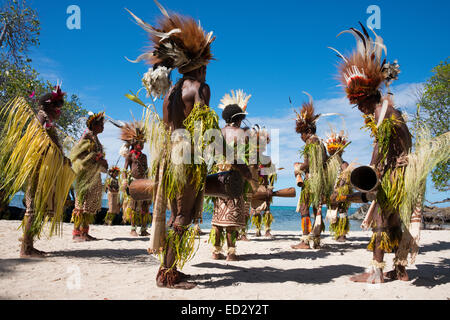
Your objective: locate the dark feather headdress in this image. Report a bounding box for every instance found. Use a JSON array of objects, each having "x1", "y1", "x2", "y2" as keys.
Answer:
[
  {"x1": 86, "y1": 112, "x2": 105, "y2": 129},
  {"x1": 329, "y1": 22, "x2": 400, "y2": 105},
  {"x1": 294, "y1": 92, "x2": 320, "y2": 134},
  {"x1": 127, "y1": 0, "x2": 215, "y2": 99}
]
